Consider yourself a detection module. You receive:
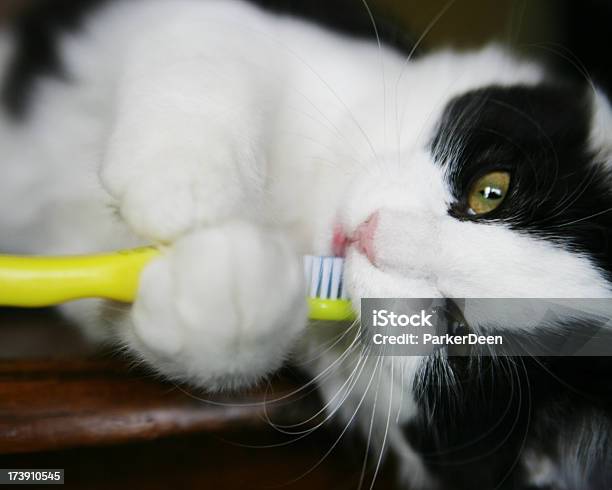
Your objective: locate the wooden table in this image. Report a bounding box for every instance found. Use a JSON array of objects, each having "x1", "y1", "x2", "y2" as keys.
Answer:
[{"x1": 0, "y1": 309, "x2": 397, "y2": 489}]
